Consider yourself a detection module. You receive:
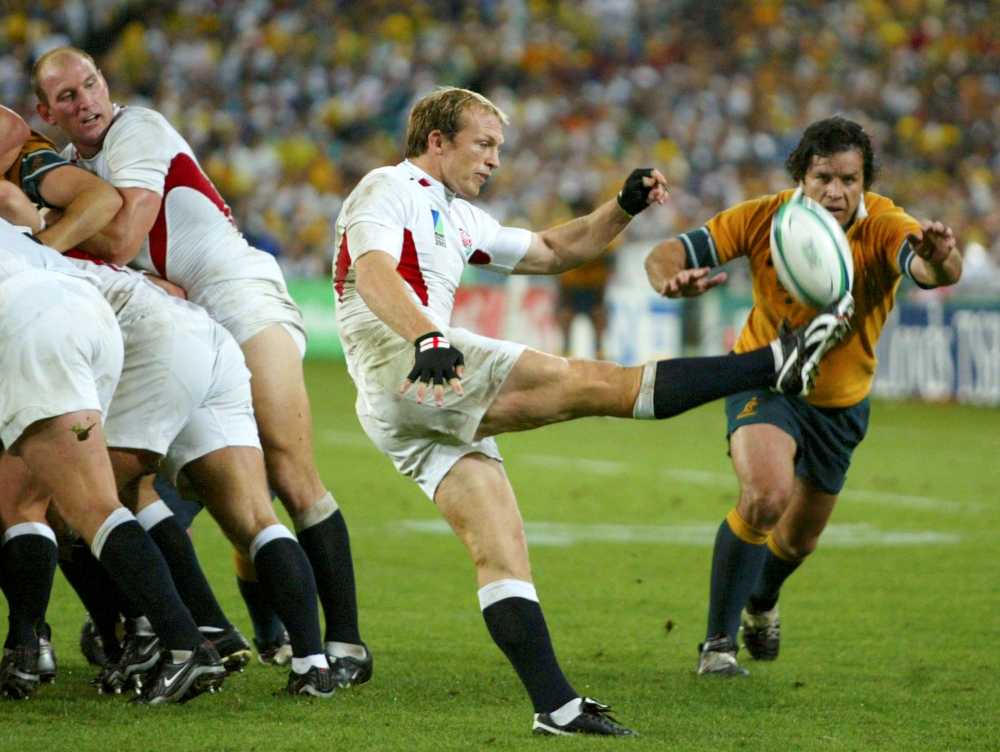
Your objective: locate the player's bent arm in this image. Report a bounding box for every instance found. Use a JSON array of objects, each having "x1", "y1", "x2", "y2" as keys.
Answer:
[
  {"x1": 908, "y1": 220, "x2": 963, "y2": 288},
  {"x1": 76, "y1": 186, "x2": 161, "y2": 265},
  {"x1": 0, "y1": 106, "x2": 30, "y2": 175},
  {"x1": 513, "y1": 198, "x2": 630, "y2": 275},
  {"x1": 0, "y1": 181, "x2": 43, "y2": 233},
  {"x1": 644, "y1": 237, "x2": 727, "y2": 297},
  {"x1": 34, "y1": 165, "x2": 123, "y2": 252},
  {"x1": 354, "y1": 250, "x2": 439, "y2": 342}
]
